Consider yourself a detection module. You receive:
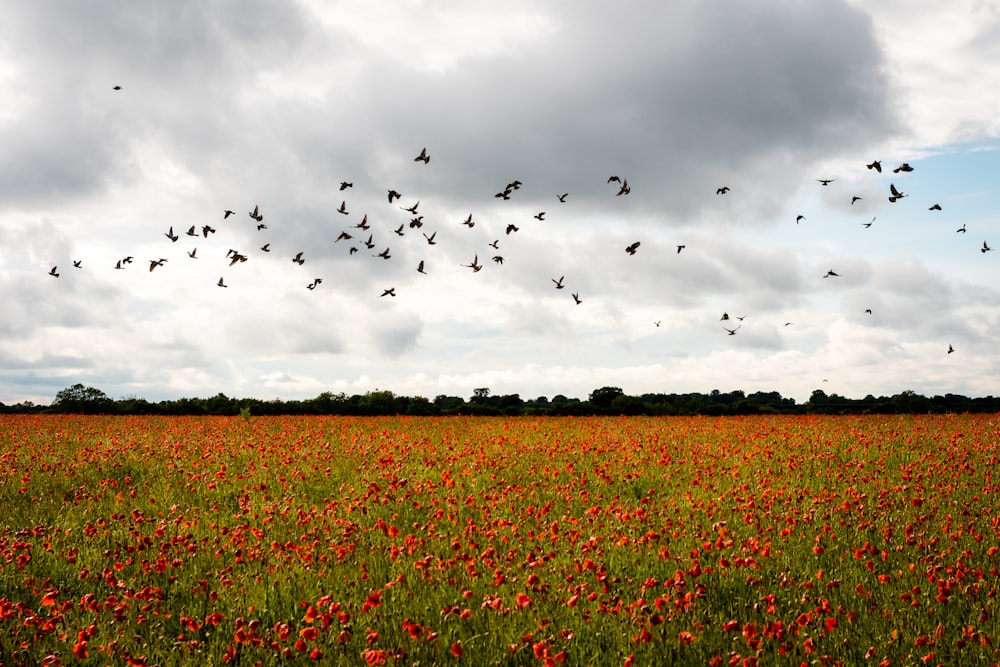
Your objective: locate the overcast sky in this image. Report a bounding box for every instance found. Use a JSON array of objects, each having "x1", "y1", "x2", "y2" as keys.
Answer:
[{"x1": 2, "y1": 1, "x2": 998, "y2": 405}]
